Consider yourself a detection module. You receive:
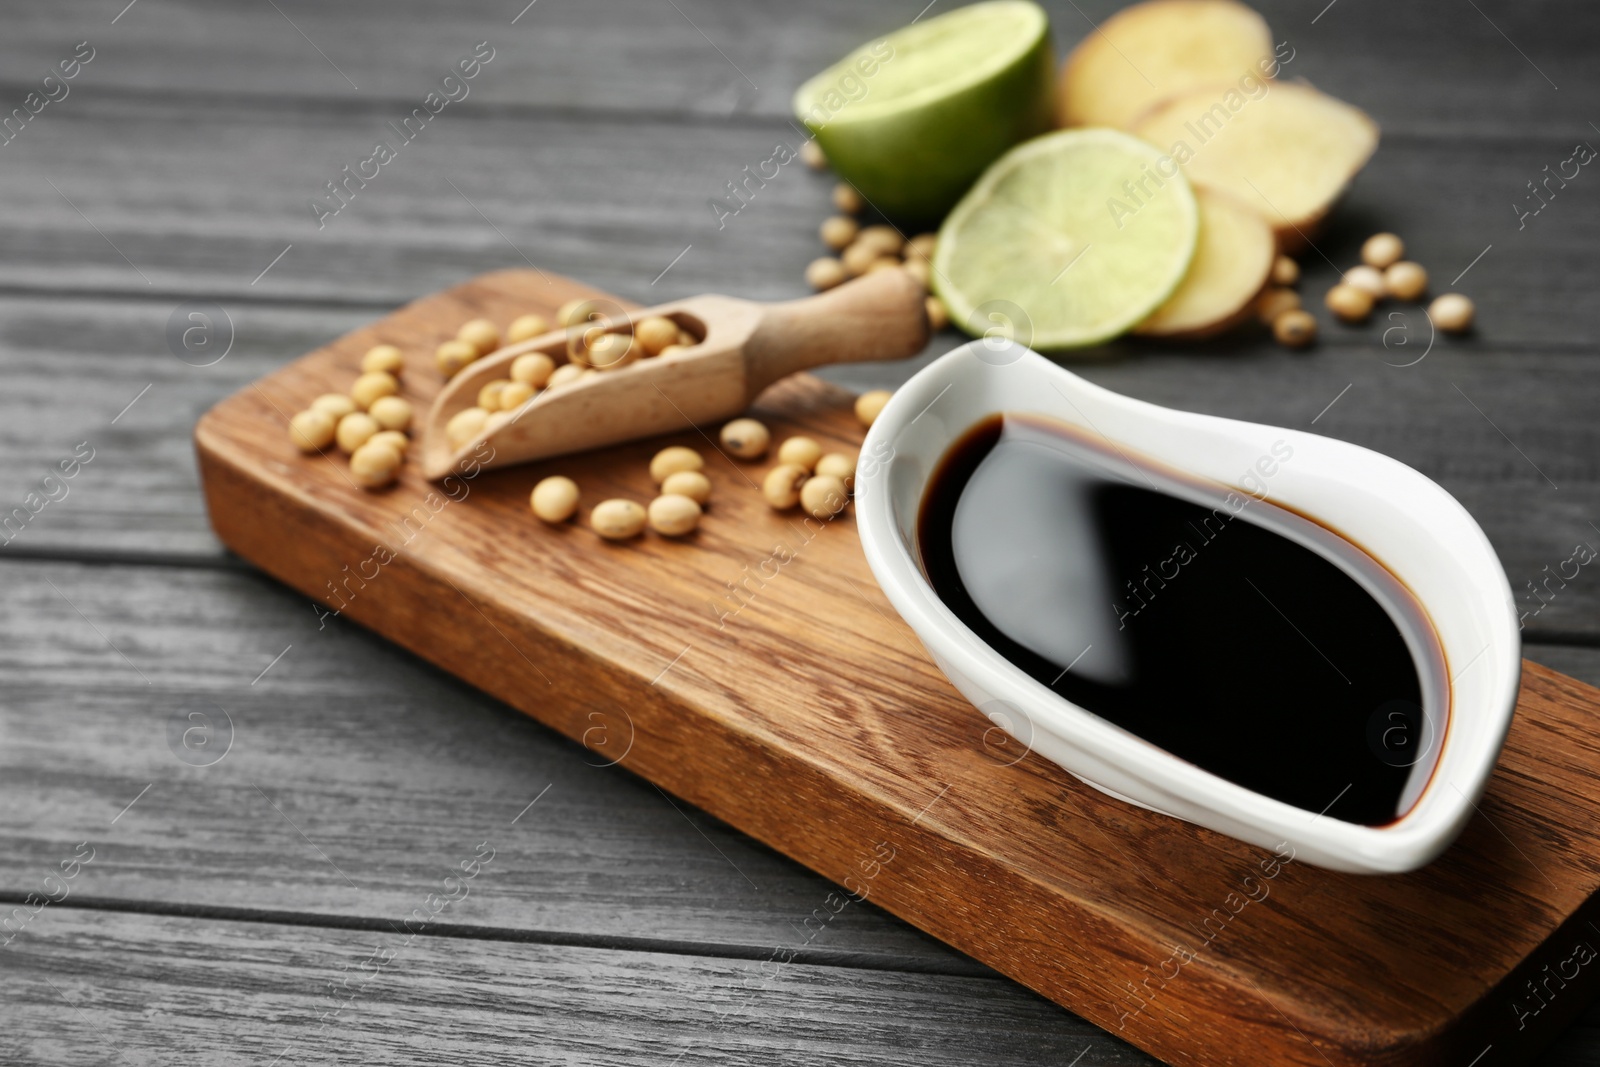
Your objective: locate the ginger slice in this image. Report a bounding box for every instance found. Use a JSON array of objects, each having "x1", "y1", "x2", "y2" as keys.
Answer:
[
  {"x1": 1058, "y1": 0, "x2": 1276, "y2": 129},
  {"x1": 1130, "y1": 81, "x2": 1379, "y2": 246},
  {"x1": 1136, "y1": 184, "x2": 1275, "y2": 338}
]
